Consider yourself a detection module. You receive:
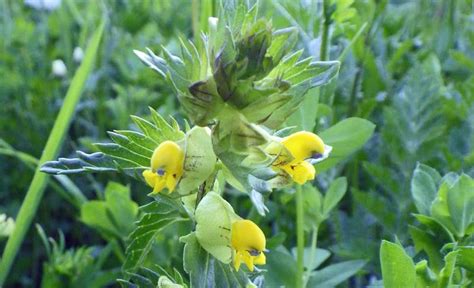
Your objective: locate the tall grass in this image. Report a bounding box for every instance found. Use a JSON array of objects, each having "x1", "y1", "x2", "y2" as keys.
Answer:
[{"x1": 0, "y1": 21, "x2": 105, "y2": 285}]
